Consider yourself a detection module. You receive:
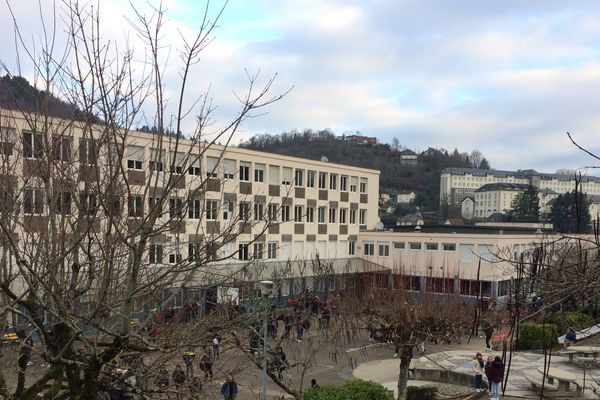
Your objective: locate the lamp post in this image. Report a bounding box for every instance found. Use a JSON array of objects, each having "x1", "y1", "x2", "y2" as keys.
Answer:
[{"x1": 259, "y1": 280, "x2": 274, "y2": 400}]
